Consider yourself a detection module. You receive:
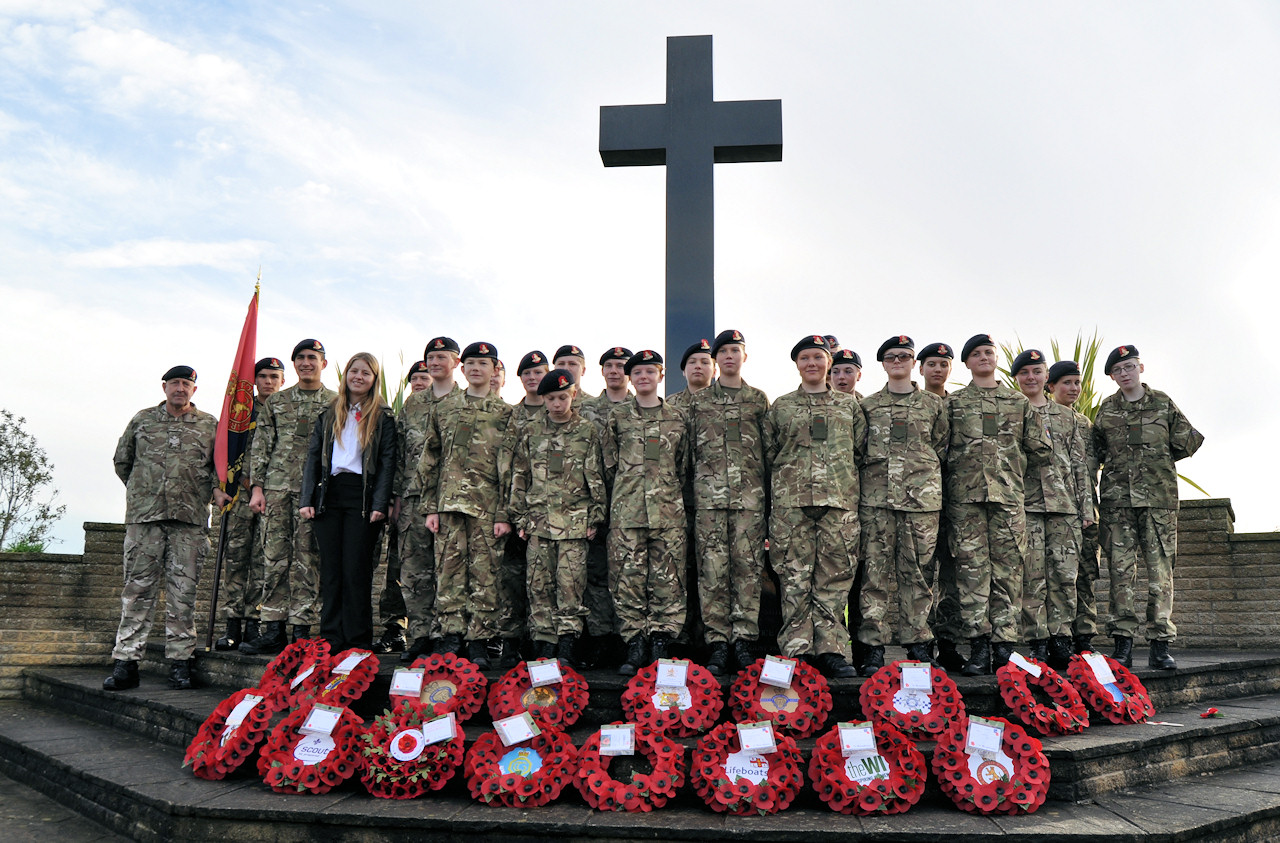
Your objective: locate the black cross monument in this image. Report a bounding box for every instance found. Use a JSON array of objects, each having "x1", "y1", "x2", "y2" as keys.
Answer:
[{"x1": 600, "y1": 35, "x2": 782, "y2": 394}]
